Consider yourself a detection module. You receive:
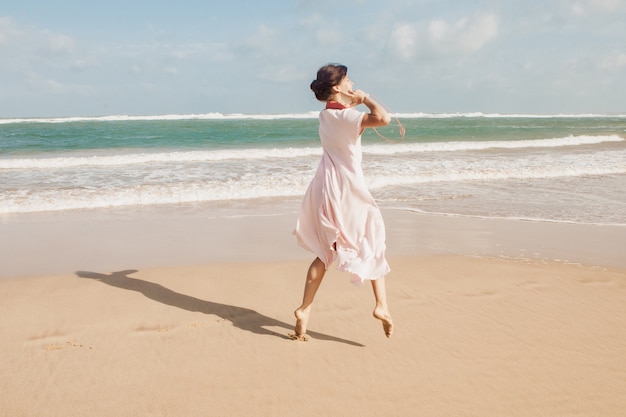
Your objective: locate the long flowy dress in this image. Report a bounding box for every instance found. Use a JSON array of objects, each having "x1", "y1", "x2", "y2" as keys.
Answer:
[{"x1": 294, "y1": 106, "x2": 390, "y2": 284}]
